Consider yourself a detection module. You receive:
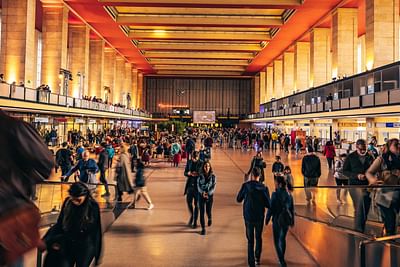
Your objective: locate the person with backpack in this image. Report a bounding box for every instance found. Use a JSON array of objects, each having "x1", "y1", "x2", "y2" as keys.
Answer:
[
  {"x1": 266, "y1": 175, "x2": 294, "y2": 267},
  {"x1": 334, "y1": 154, "x2": 348, "y2": 204},
  {"x1": 237, "y1": 167, "x2": 270, "y2": 267}
]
